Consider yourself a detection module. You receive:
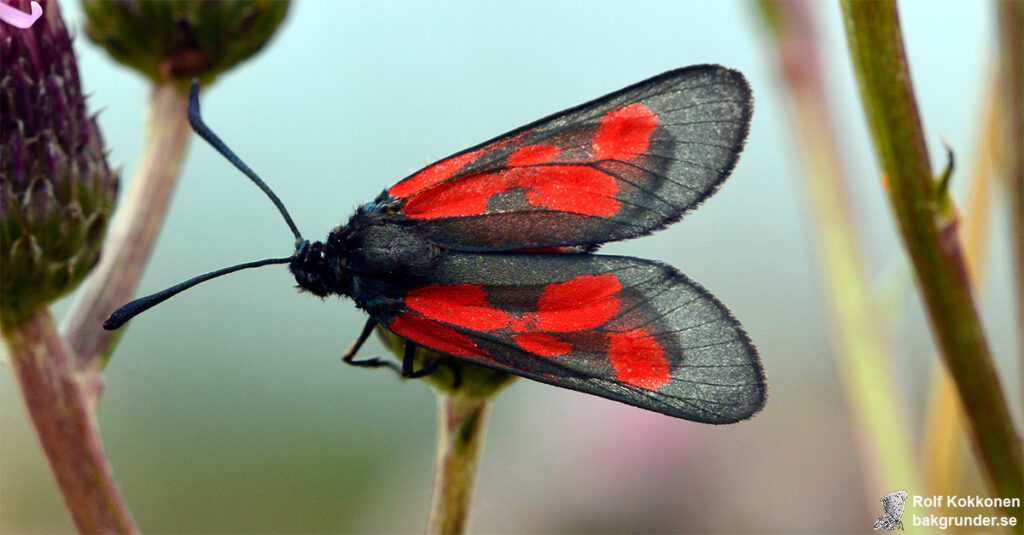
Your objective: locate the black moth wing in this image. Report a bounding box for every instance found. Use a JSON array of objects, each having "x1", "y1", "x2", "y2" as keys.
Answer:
[
  {"x1": 374, "y1": 252, "x2": 766, "y2": 423},
  {"x1": 379, "y1": 65, "x2": 752, "y2": 251}
]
